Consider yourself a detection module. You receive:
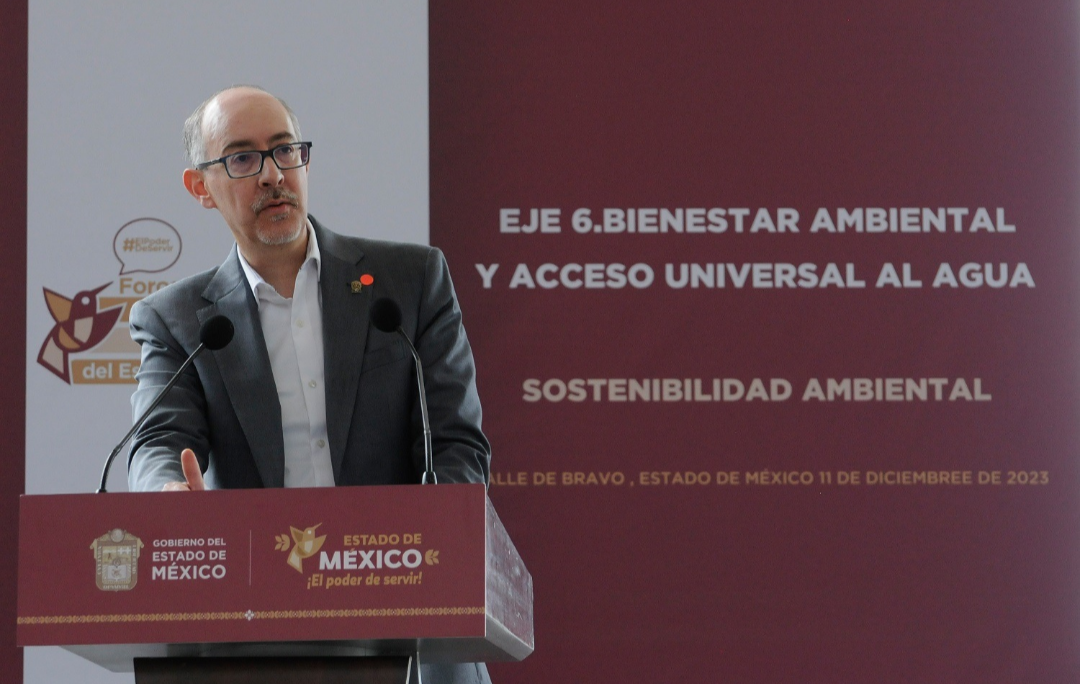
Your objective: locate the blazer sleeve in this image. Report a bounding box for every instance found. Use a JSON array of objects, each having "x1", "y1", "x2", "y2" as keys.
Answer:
[
  {"x1": 126, "y1": 298, "x2": 212, "y2": 492},
  {"x1": 413, "y1": 247, "x2": 492, "y2": 485}
]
